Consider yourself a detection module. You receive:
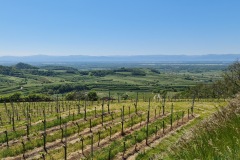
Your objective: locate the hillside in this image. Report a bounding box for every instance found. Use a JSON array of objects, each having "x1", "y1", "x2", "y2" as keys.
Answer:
[
  {"x1": 14, "y1": 62, "x2": 38, "y2": 69},
  {"x1": 168, "y1": 94, "x2": 240, "y2": 159},
  {"x1": 0, "y1": 62, "x2": 226, "y2": 98}
]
